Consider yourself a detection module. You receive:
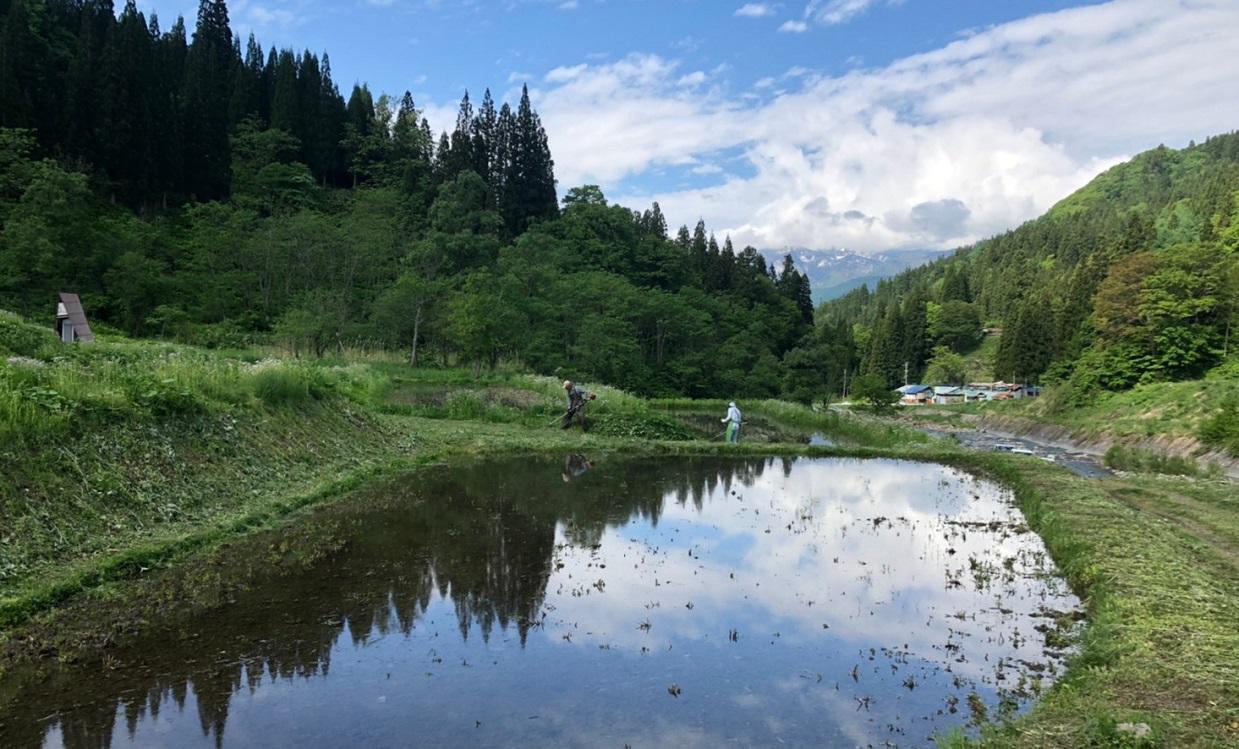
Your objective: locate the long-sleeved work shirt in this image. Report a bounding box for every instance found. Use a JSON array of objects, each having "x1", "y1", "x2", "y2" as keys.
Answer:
[{"x1": 567, "y1": 387, "x2": 589, "y2": 411}]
